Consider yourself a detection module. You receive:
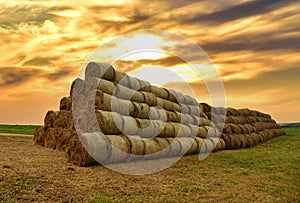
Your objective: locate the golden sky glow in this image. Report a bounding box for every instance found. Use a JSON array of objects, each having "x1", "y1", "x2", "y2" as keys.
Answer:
[{"x1": 0, "y1": 0, "x2": 299, "y2": 124}]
